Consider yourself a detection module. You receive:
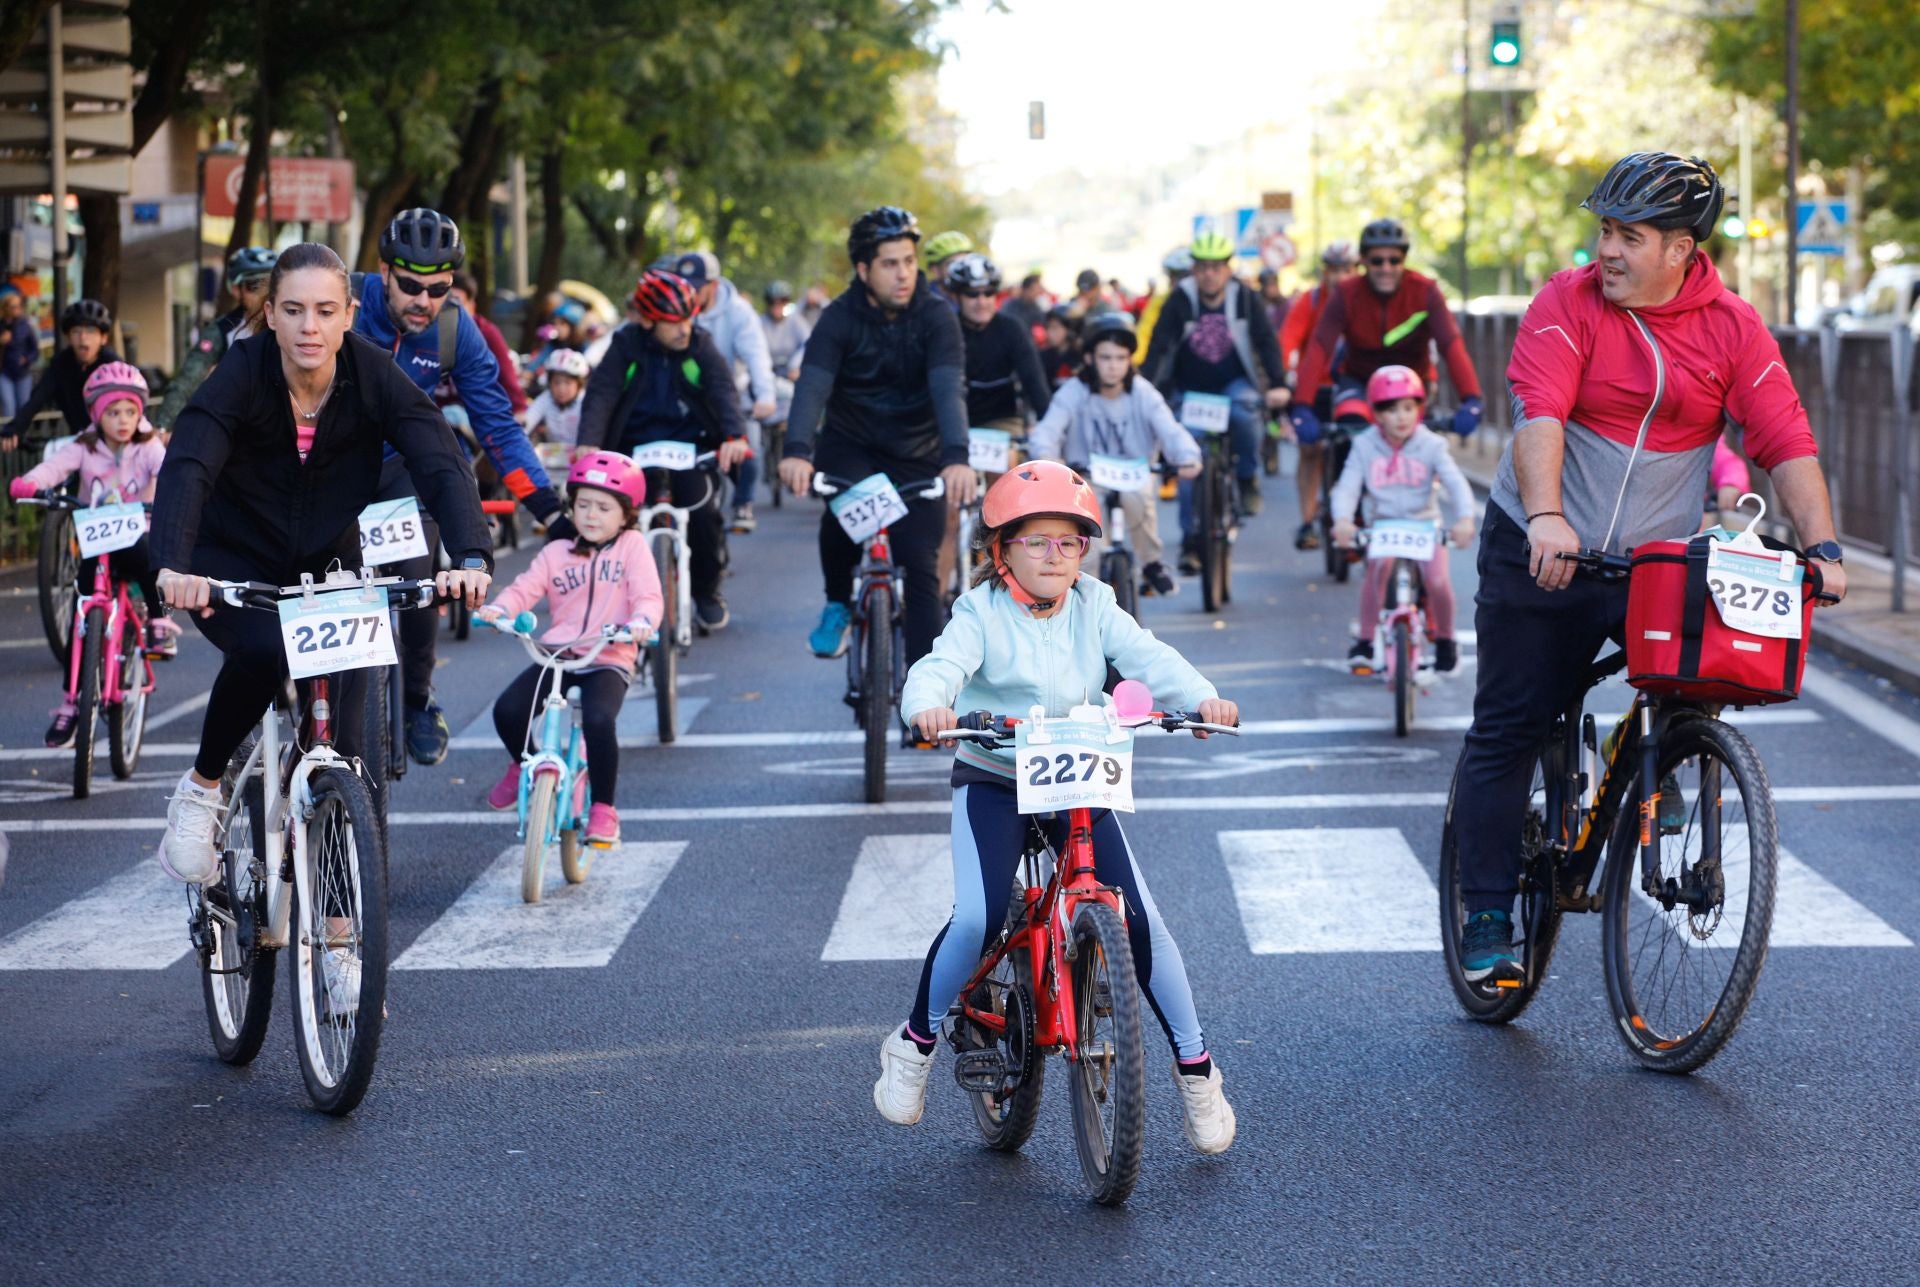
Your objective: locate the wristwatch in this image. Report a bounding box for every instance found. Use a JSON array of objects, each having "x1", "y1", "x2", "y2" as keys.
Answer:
[
  {"x1": 459, "y1": 556, "x2": 490, "y2": 572},
  {"x1": 1803, "y1": 540, "x2": 1844, "y2": 564}
]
